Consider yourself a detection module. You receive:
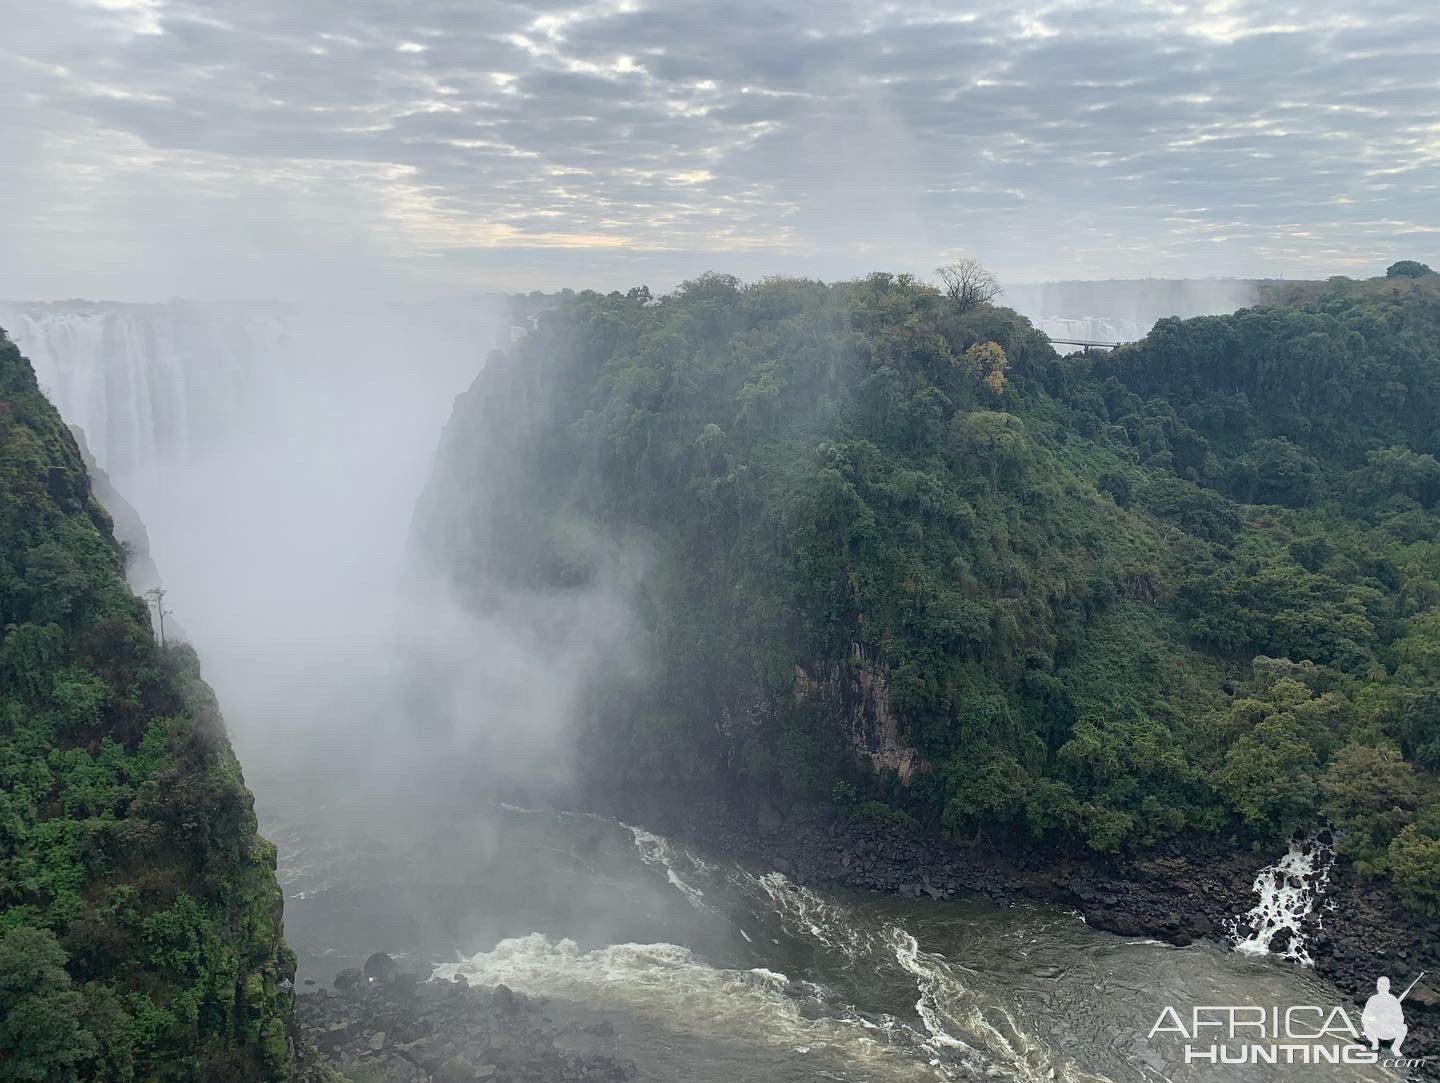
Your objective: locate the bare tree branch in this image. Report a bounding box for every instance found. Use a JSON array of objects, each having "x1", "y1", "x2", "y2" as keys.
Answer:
[
  {"x1": 145, "y1": 586, "x2": 170, "y2": 647},
  {"x1": 936, "y1": 259, "x2": 1002, "y2": 313}
]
